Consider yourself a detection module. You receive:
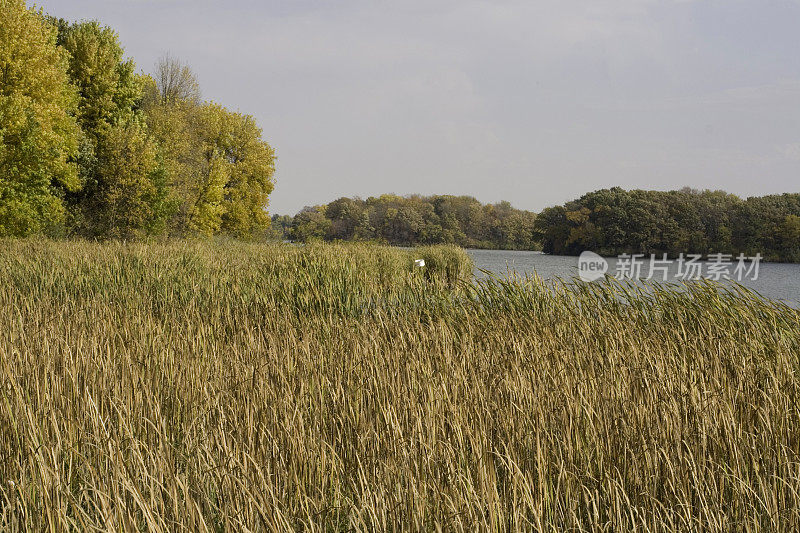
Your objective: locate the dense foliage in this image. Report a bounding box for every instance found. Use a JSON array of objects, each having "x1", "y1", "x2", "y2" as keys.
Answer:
[
  {"x1": 0, "y1": 0, "x2": 80, "y2": 236},
  {"x1": 535, "y1": 187, "x2": 800, "y2": 261},
  {"x1": 289, "y1": 195, "x2": 539, "y2": 250},
  {"x1": 286, "y1": 189, "x2": 800, "y2": 259},
  {"x1": 0, "y1": 1, "x2": 275, "y2": 238}
]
